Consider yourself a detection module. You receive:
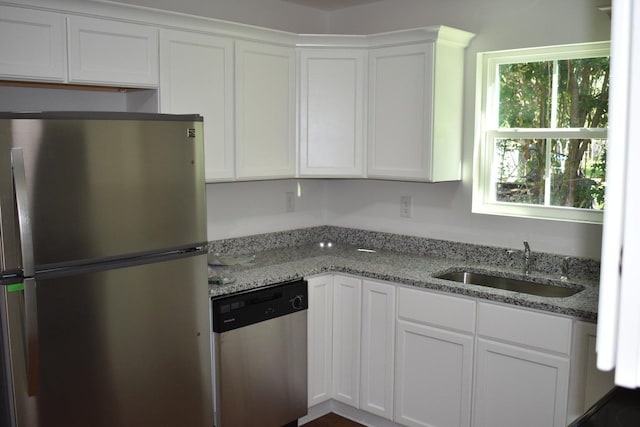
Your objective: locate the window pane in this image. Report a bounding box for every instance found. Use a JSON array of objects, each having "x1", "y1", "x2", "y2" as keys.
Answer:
[
  {"x1": 498, "y1": 57, "x2": 609, "y2": 129},
  {"x1": 493, "y1": 137, "x2": 606, "y2": 210},
  {"x1": 498, "y1": 62, "x2": 553, "y2": 128},
  {"x1": 550, "y1": 138, "x2": 606, "y2": 210},
  {"x1": 494, "y1": 138, "x2": 547, "y2": 205},
  {"x1": 556, "y1": 58, "x2": 609, "y2": 128}
]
